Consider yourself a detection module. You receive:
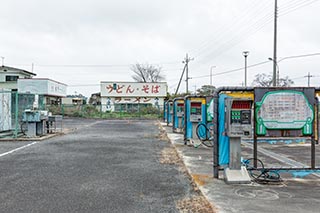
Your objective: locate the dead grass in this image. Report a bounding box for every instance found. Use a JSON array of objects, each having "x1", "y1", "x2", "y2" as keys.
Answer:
[
  {"x1": 159, "y1": 147, "x2": 181, "y2": 165},
  {"x1": 176, "y1": 196, "x2": 218, "y2": 213},
  {"x1": 157, "y1": 121, "x2": 218, "y2": 213}
]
